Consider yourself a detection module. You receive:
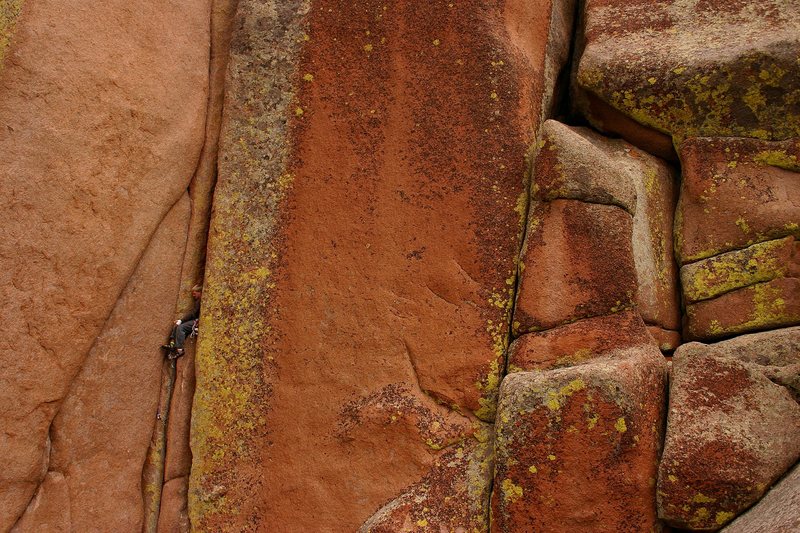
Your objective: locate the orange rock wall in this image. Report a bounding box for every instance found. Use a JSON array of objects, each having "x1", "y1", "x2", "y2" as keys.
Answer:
[{"x1": 190, "y1": 0, "x2": 575, "y2": 530}]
